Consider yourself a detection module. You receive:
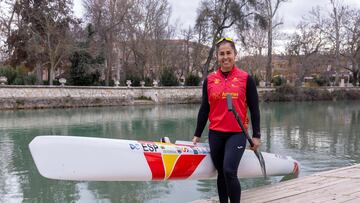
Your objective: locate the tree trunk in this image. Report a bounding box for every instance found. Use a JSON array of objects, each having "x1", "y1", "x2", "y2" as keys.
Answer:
[
  {"x1": 35, "y1": 63, "x2": 43, "y2": 85},
  {"x1": 202, "y1": 44, "x2": 216, "y2": 79},
  {"x1": 353, "y1": 69, "x2": 359, "y2": 86},
  {"x1": 49, "y1": 66, "x2": 55, "y2": 85},
  {"x1": 105, "y1": 55, "x2": 111, "y2": 86},
  {"x1": 332, "y1": 1, "x2": 341, "y2": 85},
  {"x1": 266, "y1": 20, "x2": 273, "y2": 86},
  {"x1": 116, "y1": 63, "x2": 121, "y2": 82}
]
